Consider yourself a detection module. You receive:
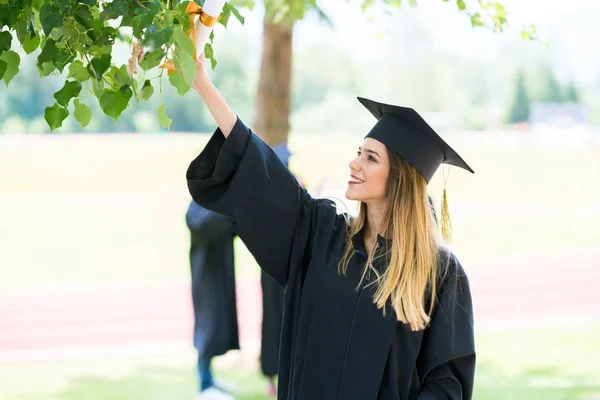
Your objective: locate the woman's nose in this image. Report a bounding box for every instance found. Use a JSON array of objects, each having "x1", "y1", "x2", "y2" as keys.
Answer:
[{"x1": 349, "y1": 157, "x2": 360, "y2": 171}]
